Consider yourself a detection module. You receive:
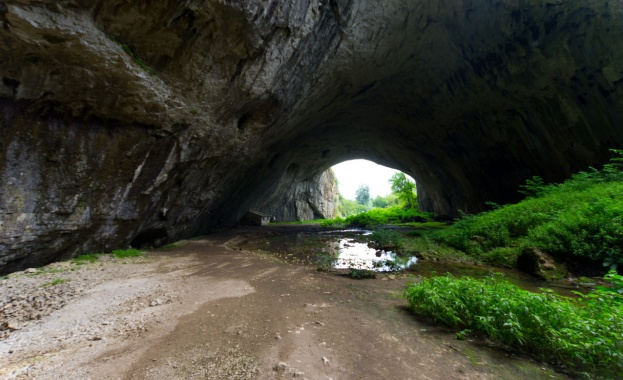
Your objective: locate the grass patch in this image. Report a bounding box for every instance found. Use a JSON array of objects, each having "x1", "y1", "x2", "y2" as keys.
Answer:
[
  {"x1": 320, "y1": 207, "x2": 434, "y2": 228},
  {"x1": 112, "y1": 248, "x2": 143, "y2": 258},
  {"x1": 405, "y1": 272, "x2": 623, "y2": 378},
  {"x1": 41, "y1": 277, "x2": 67, "y2": 287},
  {"x1": 162, "y1": 241, "x2": 188, "y2": 249},
  {"x1": 432, "y1": 150, "x2": 623, "y2": 270}
]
